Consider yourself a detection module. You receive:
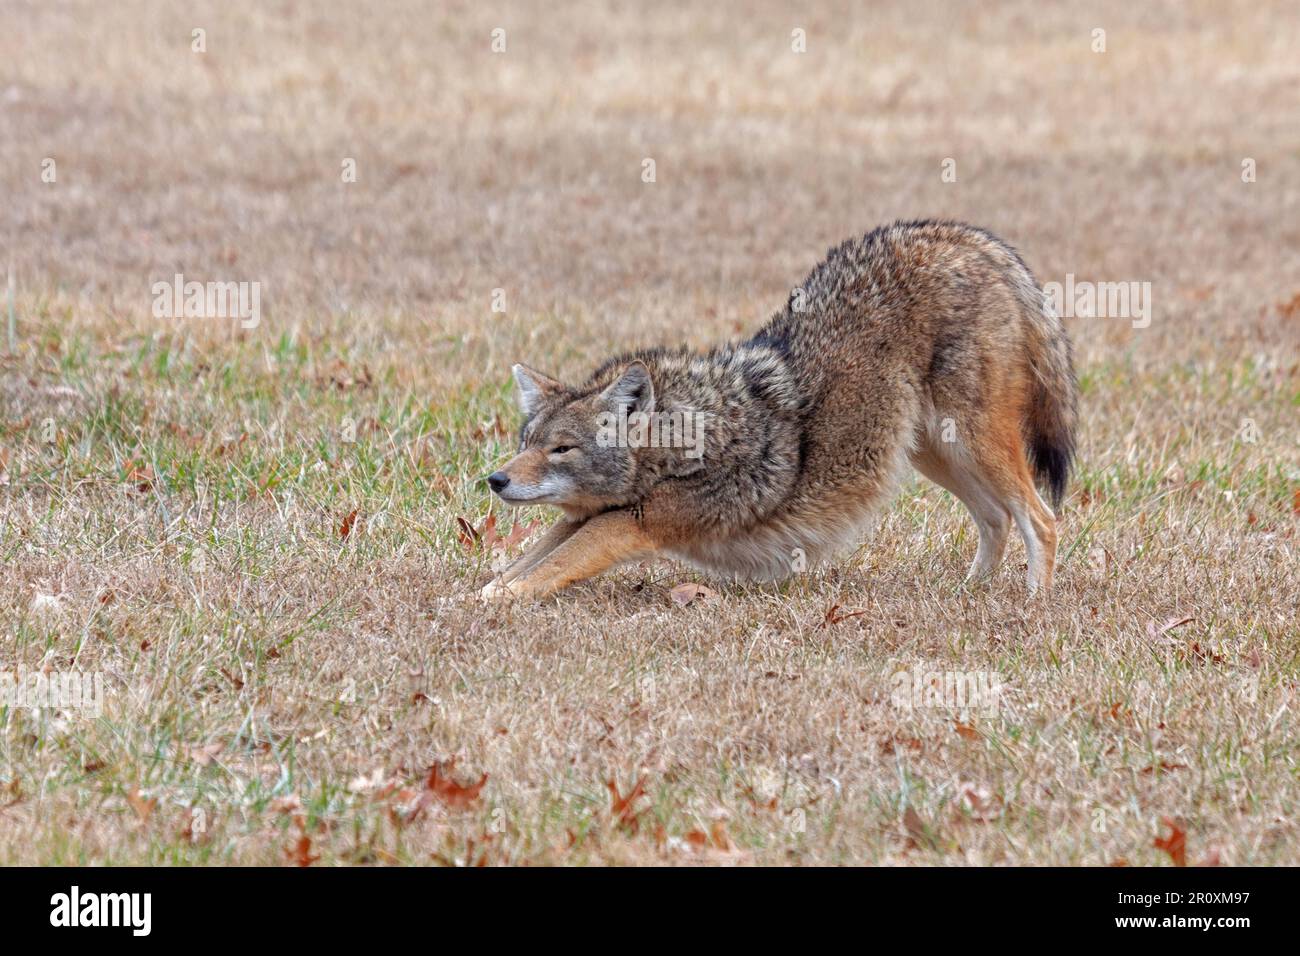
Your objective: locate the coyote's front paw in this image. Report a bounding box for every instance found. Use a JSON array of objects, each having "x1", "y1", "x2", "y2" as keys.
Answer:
[{"x1": 478, "y1": 578, "x2": 517, "y2": 601}]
